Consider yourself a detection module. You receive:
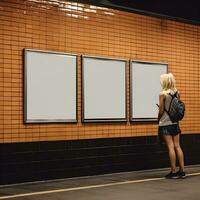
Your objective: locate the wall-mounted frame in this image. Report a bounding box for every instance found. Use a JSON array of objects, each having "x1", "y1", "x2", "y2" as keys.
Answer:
[
  {"x1": 130, "y1": 60, "x2": 168, "y2": 122},
  {"x1": 24, "y1": 49, "x2": 77, "y2": 123},
  {"x1": 82, "y1": 56, "x2": 127, "y2": 122}
]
